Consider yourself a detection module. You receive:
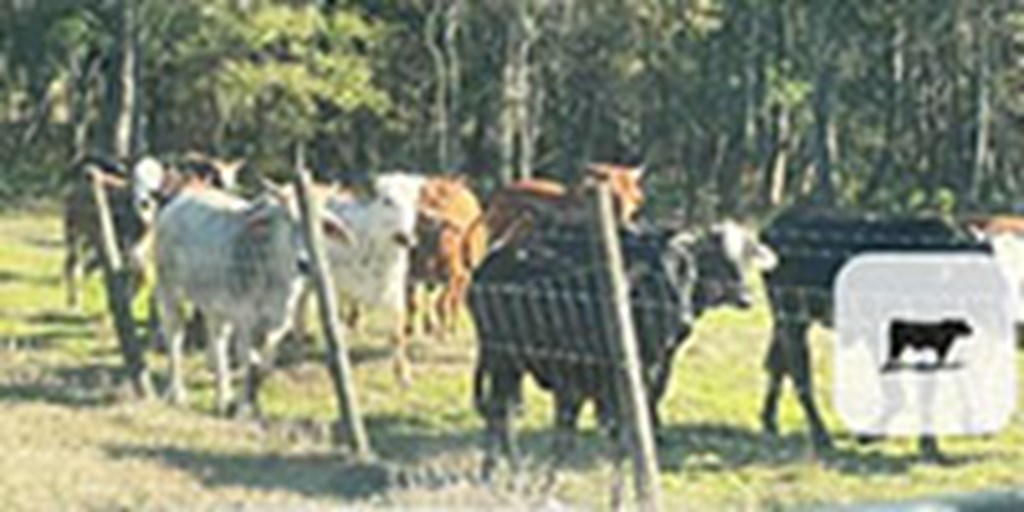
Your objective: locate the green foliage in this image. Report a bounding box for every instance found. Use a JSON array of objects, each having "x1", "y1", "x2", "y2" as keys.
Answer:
[{"x1": 0, "y1": 0, "x2": 1023, "y2": 214}]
